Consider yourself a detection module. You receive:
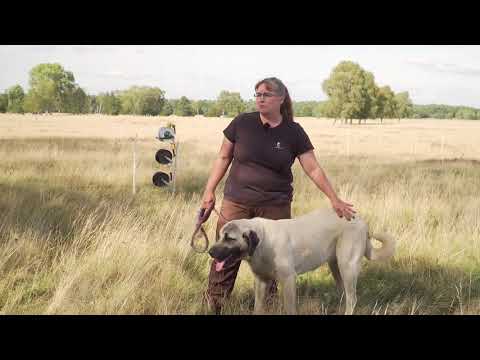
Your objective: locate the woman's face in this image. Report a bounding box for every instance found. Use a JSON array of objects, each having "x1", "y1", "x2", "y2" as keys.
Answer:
[{"x1": 255, "y1": 83, "x2": 284, "y2": 115}]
